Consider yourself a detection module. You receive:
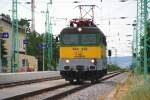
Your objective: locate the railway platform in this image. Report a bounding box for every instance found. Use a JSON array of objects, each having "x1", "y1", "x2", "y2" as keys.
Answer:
[{"x1": 0, "y1": 71, "x2": 60, "y2": 84}]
